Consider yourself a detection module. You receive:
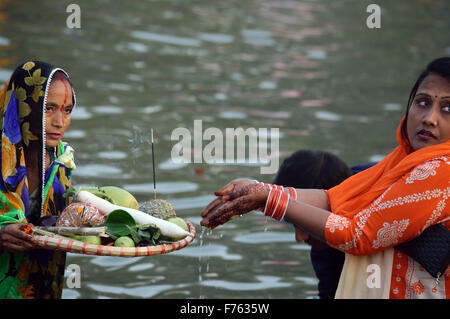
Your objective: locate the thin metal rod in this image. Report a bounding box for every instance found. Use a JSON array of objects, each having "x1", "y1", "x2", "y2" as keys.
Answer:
[{"x1": 151, "y1": 129, "x2": 157, "y2": 200}]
